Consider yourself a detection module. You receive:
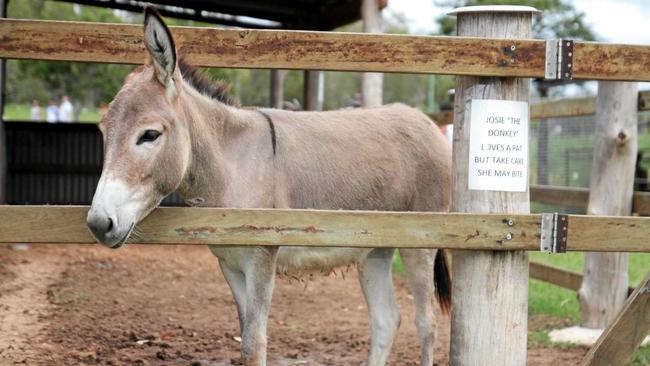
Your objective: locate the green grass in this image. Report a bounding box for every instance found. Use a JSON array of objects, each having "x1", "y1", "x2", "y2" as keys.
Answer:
[
  {"x1": 393, "y1": 250, "x2": 649, "y2": 364},
  {"x1": 528, "y1": 251, "x2": 650, "y2": 364},
  {"x1": 392, "y1": 251, "x2": 406, "y2": 275},
  {"x1": 3, "y1": 103, "x2": 100, "y2": 123}
]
